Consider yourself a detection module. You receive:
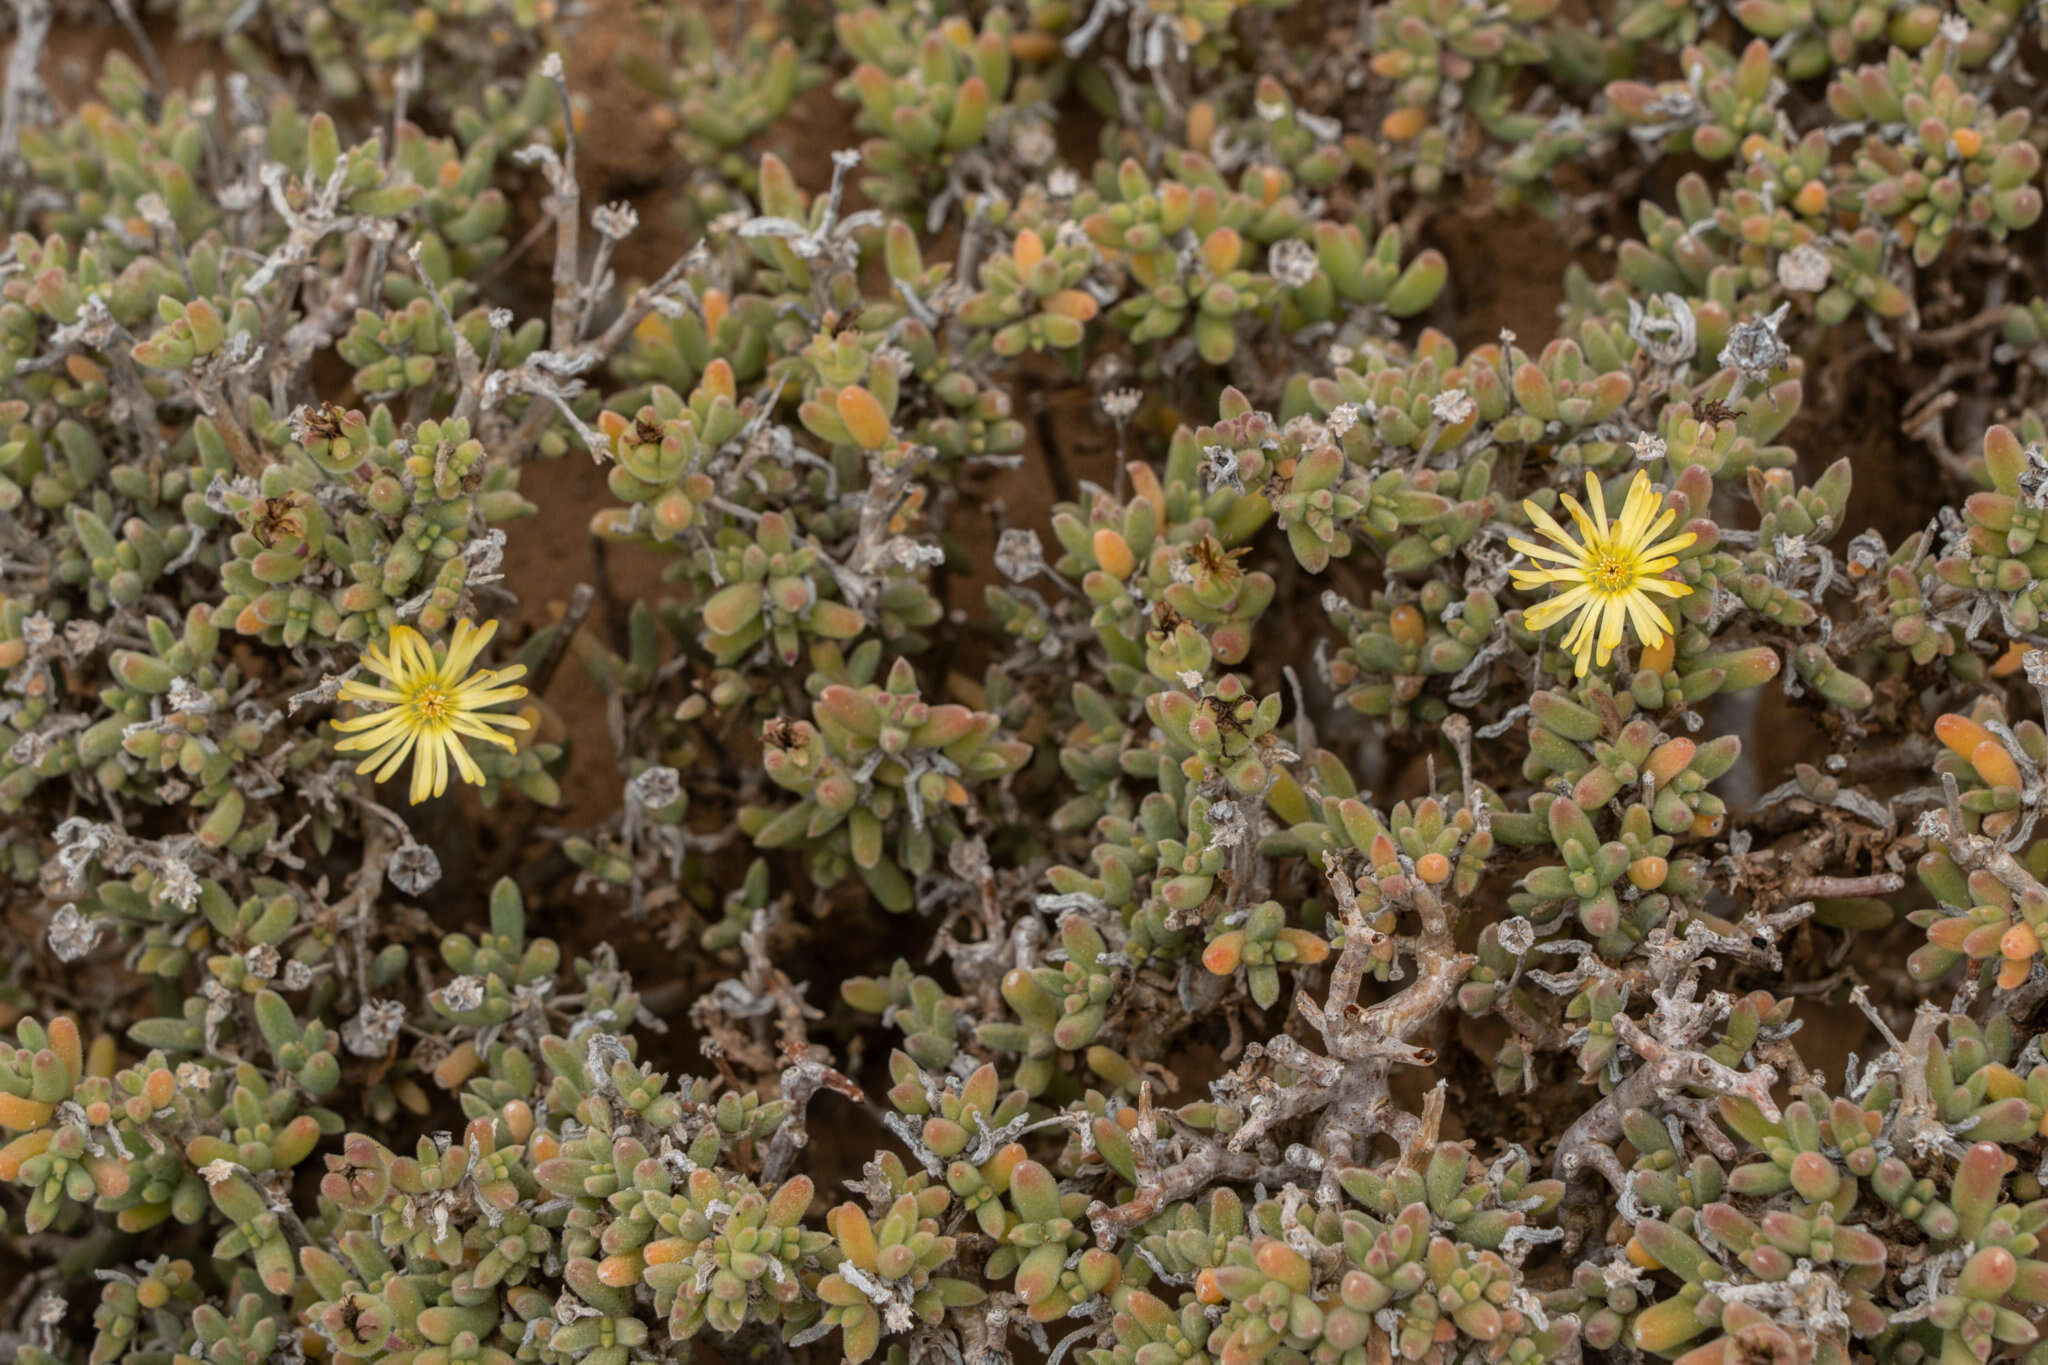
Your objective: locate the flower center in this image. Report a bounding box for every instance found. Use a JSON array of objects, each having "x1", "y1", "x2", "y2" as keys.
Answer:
[
  {"x1": 411, "y1": 685, "x2": 451, "y2": 724},
  {"x1": 1590, "y1": 549, "x2": 1635, "y2": 593}
]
